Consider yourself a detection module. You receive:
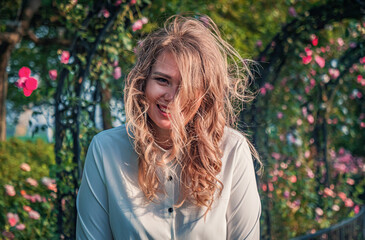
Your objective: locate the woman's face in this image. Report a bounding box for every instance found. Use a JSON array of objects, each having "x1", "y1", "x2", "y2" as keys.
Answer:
[{"x1": 145, "y1": 51, "x2": 181, "y2": 136}]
